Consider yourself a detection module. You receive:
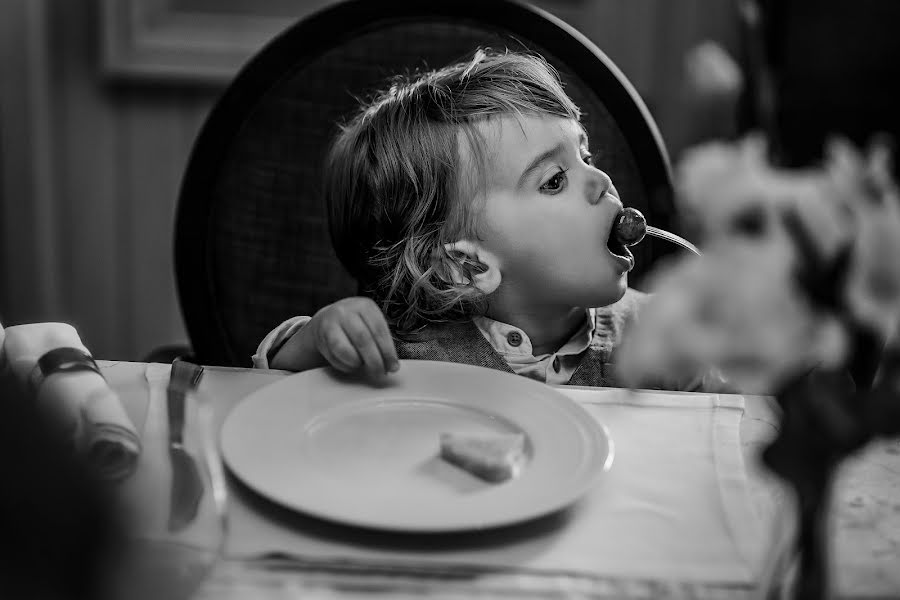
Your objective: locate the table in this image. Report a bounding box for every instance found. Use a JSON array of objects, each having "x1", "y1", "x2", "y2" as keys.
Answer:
[{"x1": 100, "y1": 361, "x2": 900, "y2": 599}]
